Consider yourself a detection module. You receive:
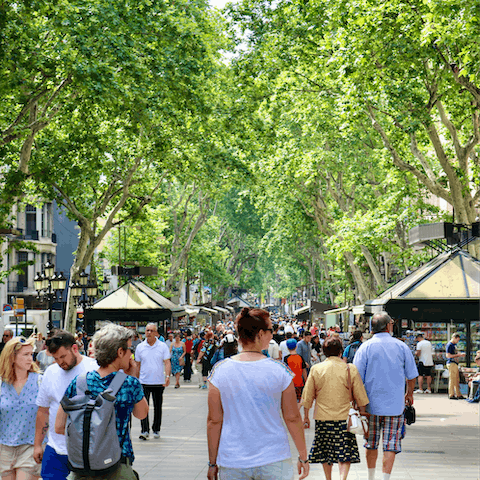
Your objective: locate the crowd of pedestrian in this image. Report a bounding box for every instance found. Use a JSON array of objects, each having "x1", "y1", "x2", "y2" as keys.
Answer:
[{"x1": 1, "y1": 308, "x2": 479, "y2": 480}]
